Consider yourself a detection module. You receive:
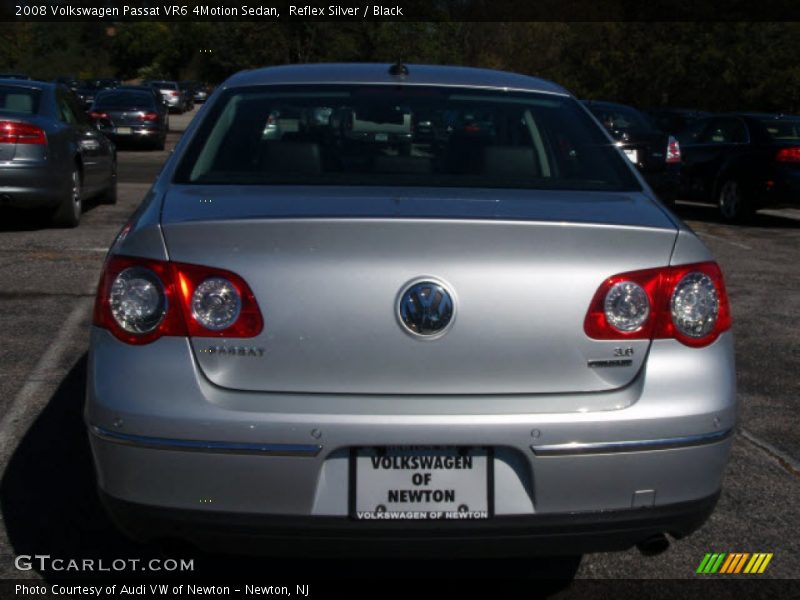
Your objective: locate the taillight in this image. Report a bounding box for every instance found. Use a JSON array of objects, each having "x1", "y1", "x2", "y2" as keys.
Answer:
[
  {"x1": 140, "y1": 112, "x2": 159, "y2": 121},
  {"x1": 88, "y1": 111, "x2": 109, "y2": 120},
  {"x1": 0, "y1": 121, "x2": 46, "y2": 145},
  {"x1": 775, "y1": 147, "x2": 800, "y2": 163},
  {"x1": 666, "y1": 136, "x2": 681, "y2": 164},
  {"x1": 584, "y1": 261, "x2": 731, "y2": 348},
  {"x1": 93, "y1": 256, "x2": 263, "y2": 345},
  {"x1": 170, "y1": 91, "x2": 179, "y2": 97}
]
